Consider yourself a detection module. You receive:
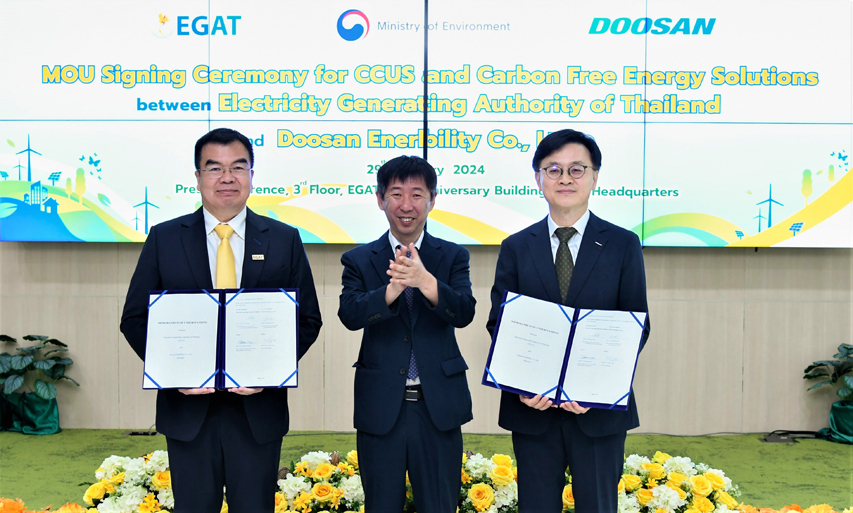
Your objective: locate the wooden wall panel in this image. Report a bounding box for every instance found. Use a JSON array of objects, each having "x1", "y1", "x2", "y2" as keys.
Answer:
[{"x1": 0, "y1": 240, "x2": 850, "y2": 436}]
